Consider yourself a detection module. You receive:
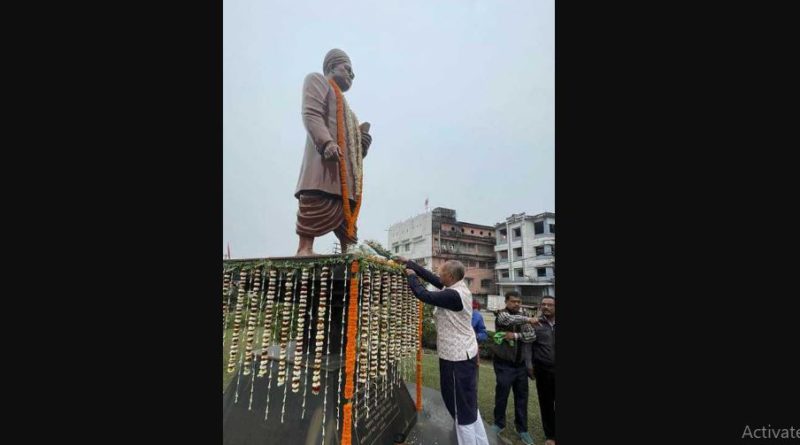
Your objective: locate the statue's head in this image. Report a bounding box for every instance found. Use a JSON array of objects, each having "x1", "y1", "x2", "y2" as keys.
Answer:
[{"x1": 323, "y1": 48, "x2": 354, "y2": 92}]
